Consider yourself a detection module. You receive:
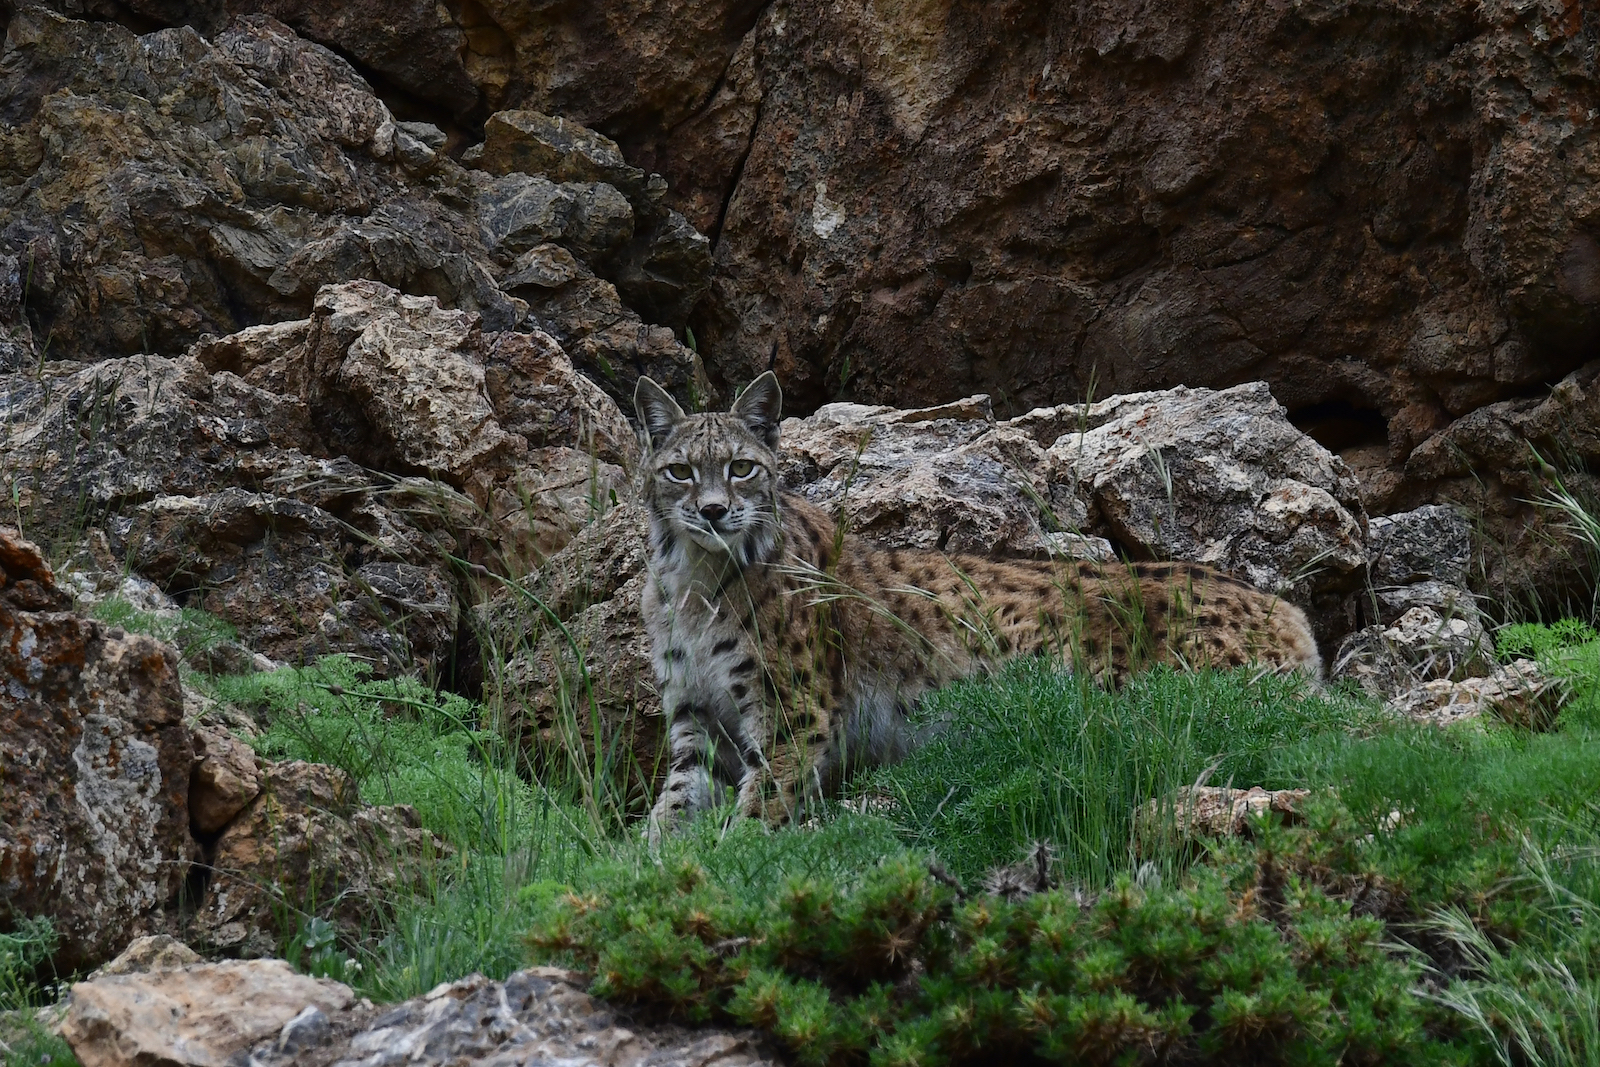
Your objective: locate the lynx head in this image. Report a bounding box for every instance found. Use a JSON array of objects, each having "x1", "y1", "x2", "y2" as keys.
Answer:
[{"x1": 634, "y1": 372, "x2": 784, "y2": 565}]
